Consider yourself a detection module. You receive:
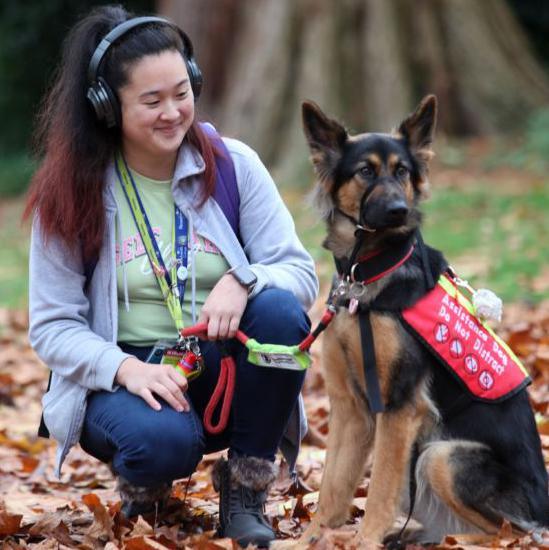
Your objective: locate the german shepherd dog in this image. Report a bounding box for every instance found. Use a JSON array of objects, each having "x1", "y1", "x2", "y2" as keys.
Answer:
[{"x1": 299, "y1": 95, "x2": 549, "y2": 546}]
